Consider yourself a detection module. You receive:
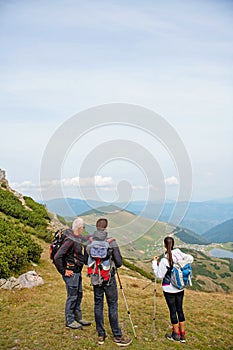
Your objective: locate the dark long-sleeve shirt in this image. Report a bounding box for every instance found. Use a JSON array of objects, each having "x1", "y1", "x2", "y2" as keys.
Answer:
[{"x1": 54, "y1": 231, "x2": 87, "y2": 275}]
